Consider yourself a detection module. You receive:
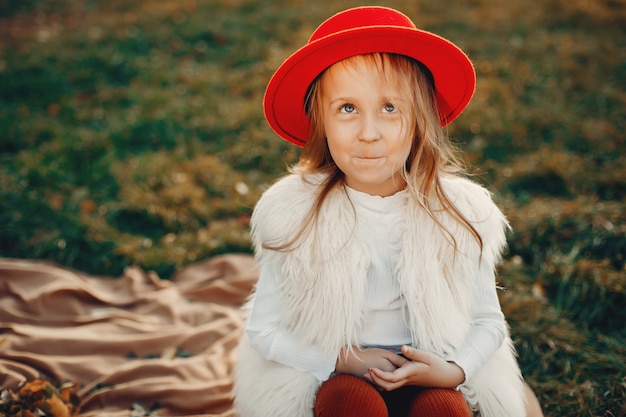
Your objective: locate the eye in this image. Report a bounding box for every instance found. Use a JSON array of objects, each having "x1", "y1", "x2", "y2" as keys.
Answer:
[
  {"x1": 340, "y1": 103, "x2": 356, "y2": 114},
  {"x1": 383, "y1": 103, "x2": 396, "y2": 113}
]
